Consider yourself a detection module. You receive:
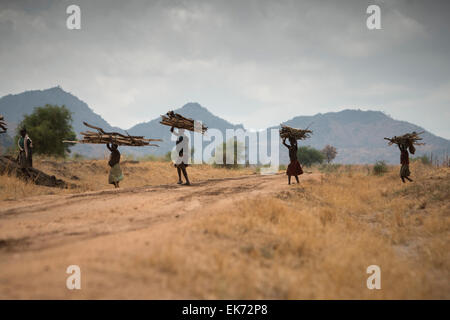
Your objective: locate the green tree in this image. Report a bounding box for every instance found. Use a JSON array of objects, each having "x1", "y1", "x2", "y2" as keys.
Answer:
[
  {"x1": 15, "y1": 104, "x2": 76, "y2": 157},
  {"x1": 297, "y1": 146, "x2": 325, "y2": 167}
]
